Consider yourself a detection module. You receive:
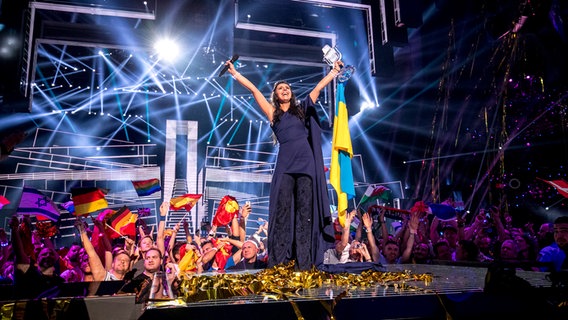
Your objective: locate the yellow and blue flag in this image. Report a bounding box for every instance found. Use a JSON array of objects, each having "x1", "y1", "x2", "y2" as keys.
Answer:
[{"x1": 329, "y1": 82, "x2": 355, "y2": 227}]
